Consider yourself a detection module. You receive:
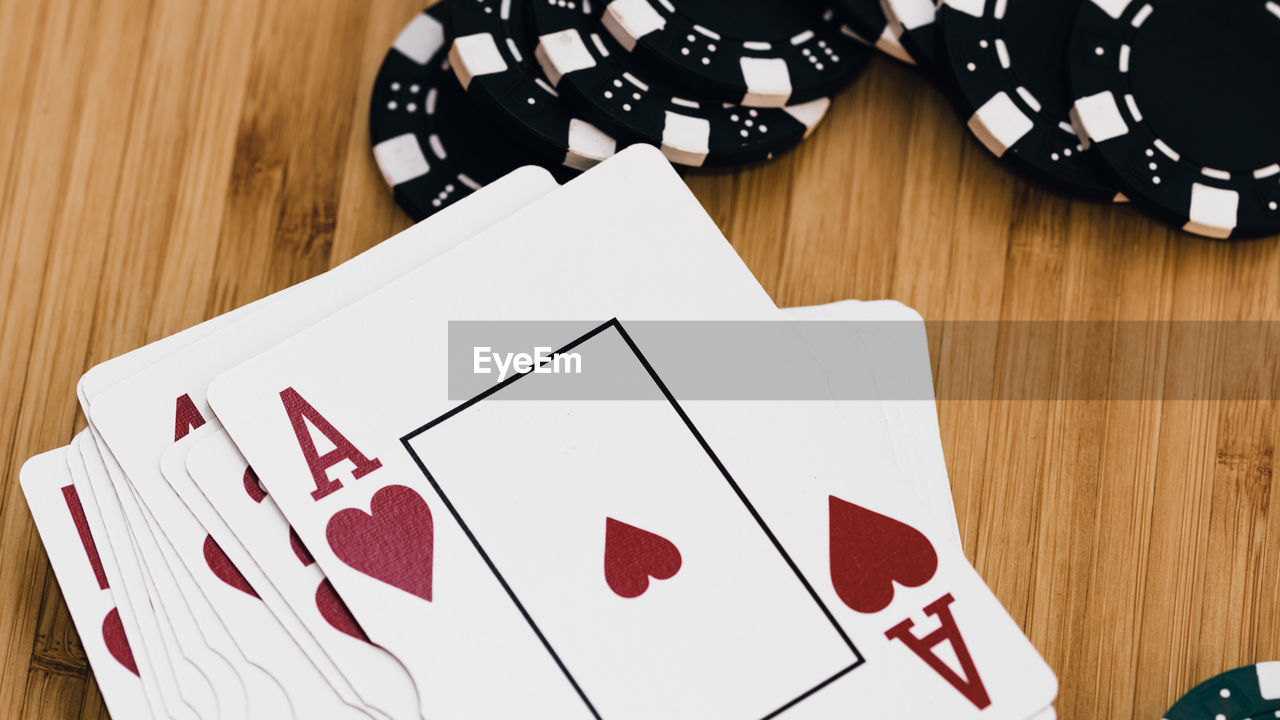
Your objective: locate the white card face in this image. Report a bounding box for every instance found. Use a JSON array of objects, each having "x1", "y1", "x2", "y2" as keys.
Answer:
[
  {"x1": 203, "y1": 147, "x2": 789, "y2": 716},
  {"x1": 72, "y1": 432, "x2": 222, "y2": 720},
  {"x1": 784, "y1": 300, "x2": 962, "y2": 546},
  {"x1": 80, "y1": 168, "x2": 557, "y2": 719},
  {"x1": 204, "y1": 147, "x2": 1055, "y2": 717},
  {"x1": 672, "y1": 398, "x2": 1058, "y2": 718},
  {"x1": 141, "y1": 429, "x2": 369, "y2": 720},
  {"x1": 169, "y1": 426, "x2": 420, "y2": 720},
  {"x1": 20, "y1": 445, "x2": 153, "y2": 720},
  {"x1": 403, "y1": 325, "x2": 860, "y2": 719}
]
